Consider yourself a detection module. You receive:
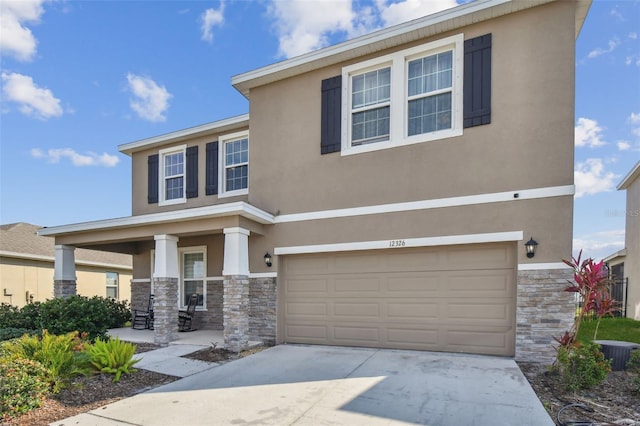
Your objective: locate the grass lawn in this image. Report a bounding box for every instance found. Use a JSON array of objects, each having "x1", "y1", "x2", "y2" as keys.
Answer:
[{"x1": 577, "y1": 317, "x2": 640, "y2": 344}]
